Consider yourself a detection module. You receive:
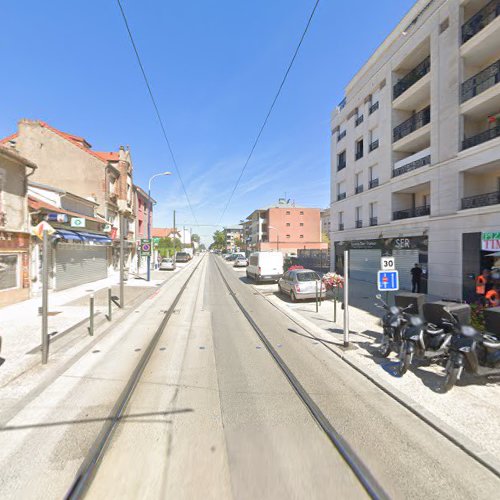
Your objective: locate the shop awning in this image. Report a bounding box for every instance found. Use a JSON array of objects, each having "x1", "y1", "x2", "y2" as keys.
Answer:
[
  {"x1": 55, "y1": 229, "x2": 84, "y2": 242},
  {"x1": 79, "y1": 232, "x2": 112, "y2": 244},
  {"x1": 485, "y1": 252, "x2": 500, "y2": 257},
  {"x1": 54, "y1": 229, "x2": 111, "y2": 245}
]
